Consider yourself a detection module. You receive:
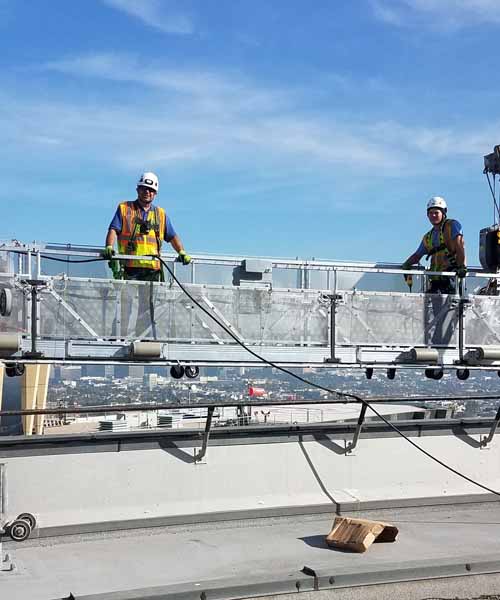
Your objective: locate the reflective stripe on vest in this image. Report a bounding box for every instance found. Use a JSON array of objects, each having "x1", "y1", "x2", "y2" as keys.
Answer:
[
  {"x1": 117, "y1": 201, "x2": 166, "y2": 270},
  {"x1": 422, "y1": 218, "x2": 457, "y2": 276}
]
